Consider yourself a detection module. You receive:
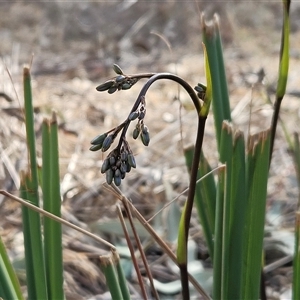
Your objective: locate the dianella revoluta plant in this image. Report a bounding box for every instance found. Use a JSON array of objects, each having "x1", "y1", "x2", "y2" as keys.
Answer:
[
  {"x1": 91, "y1": 1, "x2": 293, "y2": 300},
  {"x1": 90, "y1": 47, "x2": 212, "y2": 299}
]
